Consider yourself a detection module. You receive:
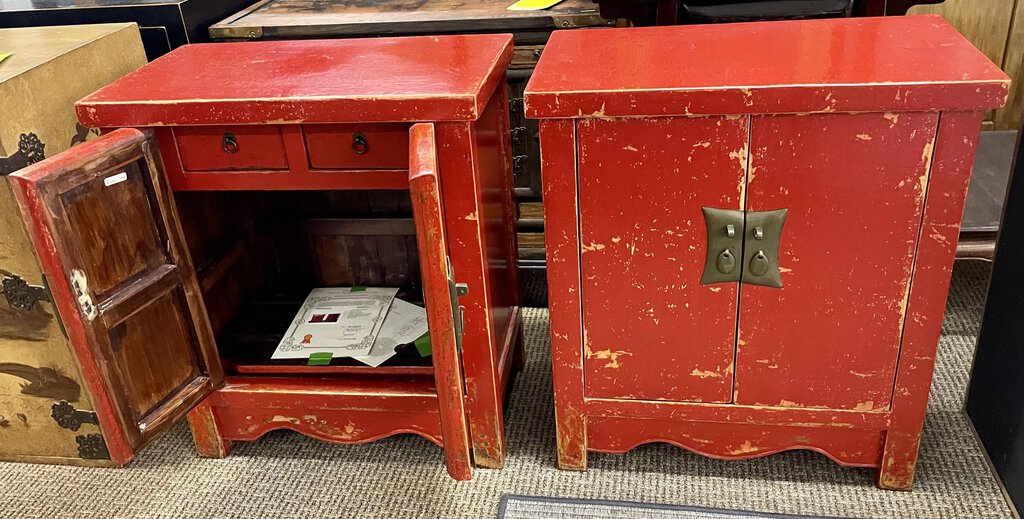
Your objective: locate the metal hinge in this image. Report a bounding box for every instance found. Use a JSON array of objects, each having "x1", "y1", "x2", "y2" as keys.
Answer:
[{"x1": 446, "y1": 258, "x2": 469, "y2": 350}]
